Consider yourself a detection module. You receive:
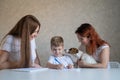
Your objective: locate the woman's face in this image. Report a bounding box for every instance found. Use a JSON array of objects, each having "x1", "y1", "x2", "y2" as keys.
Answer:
[
  {"x1": 76, "y1": 33, "x2": 90, "y2": 46},
  {"x1": 30, "y1": 26, "x2": 39, "y2": 40}
]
